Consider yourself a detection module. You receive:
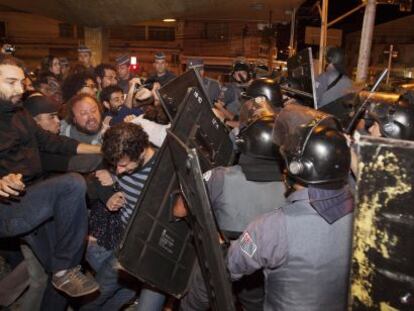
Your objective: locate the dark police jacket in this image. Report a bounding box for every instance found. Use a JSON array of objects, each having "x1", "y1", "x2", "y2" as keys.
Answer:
[{"x1": 0, "y1": 101, "x2": 78, "y2": 183}]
